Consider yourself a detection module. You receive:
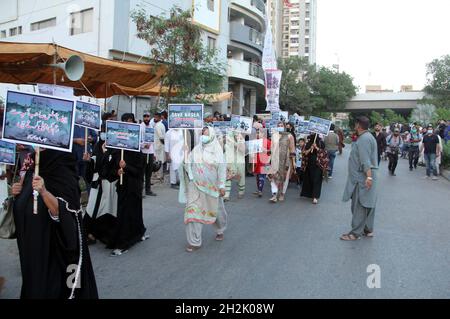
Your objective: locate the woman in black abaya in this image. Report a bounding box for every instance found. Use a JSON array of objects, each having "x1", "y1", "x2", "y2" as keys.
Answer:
[
  {"x1": 107, "y1": 113, "x2": 149, "y2": 257},
  {"x1": 12, "y1": 149, "x2": 98, "y2": 299},
  {"x1": 300, "y1": 133, "x2": 328, "y2": 204}
]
